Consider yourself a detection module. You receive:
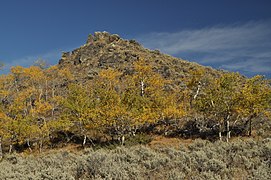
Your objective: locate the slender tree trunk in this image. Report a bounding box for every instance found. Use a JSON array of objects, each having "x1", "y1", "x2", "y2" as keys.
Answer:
[
  {"x1": 29, "y1": 96, "x2": 33, "y2": 111},
  {"x1": 14, "y1": 79, "x2": 19, "y2": 92},
  {"x1": 0, "y1": 137, "x2": 3, "y2": 160},
  {"x1": 82, "y1": 135, "x2": 87, "y2": 147},
  {"x1": 247, "y1": 113, "x2": 256, "y2": 136},
  {"x1": 140, "y1": 80, "x2": 144, "y2": 97},
  {"x1": 193, "y1": 81, "x2": 202, "y2": 100},
  {"x1": 88, "y1": 138, "x2": 95, "y2": 146},
  {"x1": 64, "y1": 132, "x2": 71, "y2": 144},
  {"x1": 9, "y1": 144, "x2": 13, "y2": 154},
  {"x1": 226, "y1": 120, "x2": 230, "y2": 142},
  {"x1": 121, "y1": 135, "x2": 125, "y2": 146},
  {"x1": 219, "y1": 124, "x2": 222, "y2": 141},
  {"x1": 132, "y1": 130, "x2": 136, "y2": 137},
  {"x1": 39, "y1": 140, "x2": 43, "y2": 153},
  {"x1": 51, "y1": 107, "x2": 55, "y2": 119},
  {"x1": 27, "y1": 139, "x2": 32, "y2": 152},
  {"x1": 225, "y1": 114, "x2": 231, "y2": 142},
  {"x1": 39, "y1": 87, "x2": 43, "y2": 101}
]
